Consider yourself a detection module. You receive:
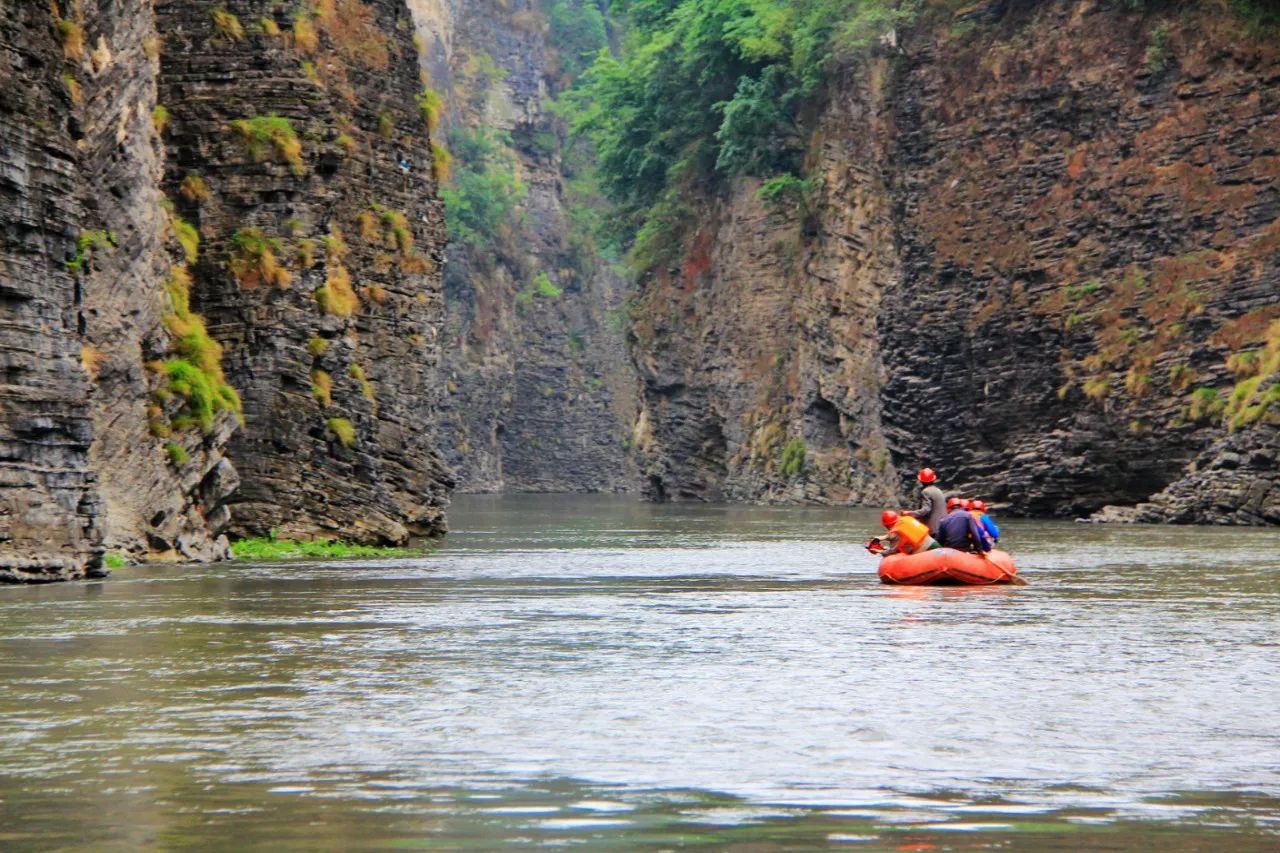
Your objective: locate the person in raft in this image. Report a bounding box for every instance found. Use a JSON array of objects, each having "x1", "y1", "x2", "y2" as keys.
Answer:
[
  {"x1": 937, "y1": 497, "x2": 993, "y2": 554},
  {"x1": 907, "y1": 467, "x2": 947, "y2": 536},
  {"x1": 871, "y1": 510, "x2": 939, "y2": 556},
  {"x1": 970, "y1": 499, "x2": 1000, "y2": 546}
]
